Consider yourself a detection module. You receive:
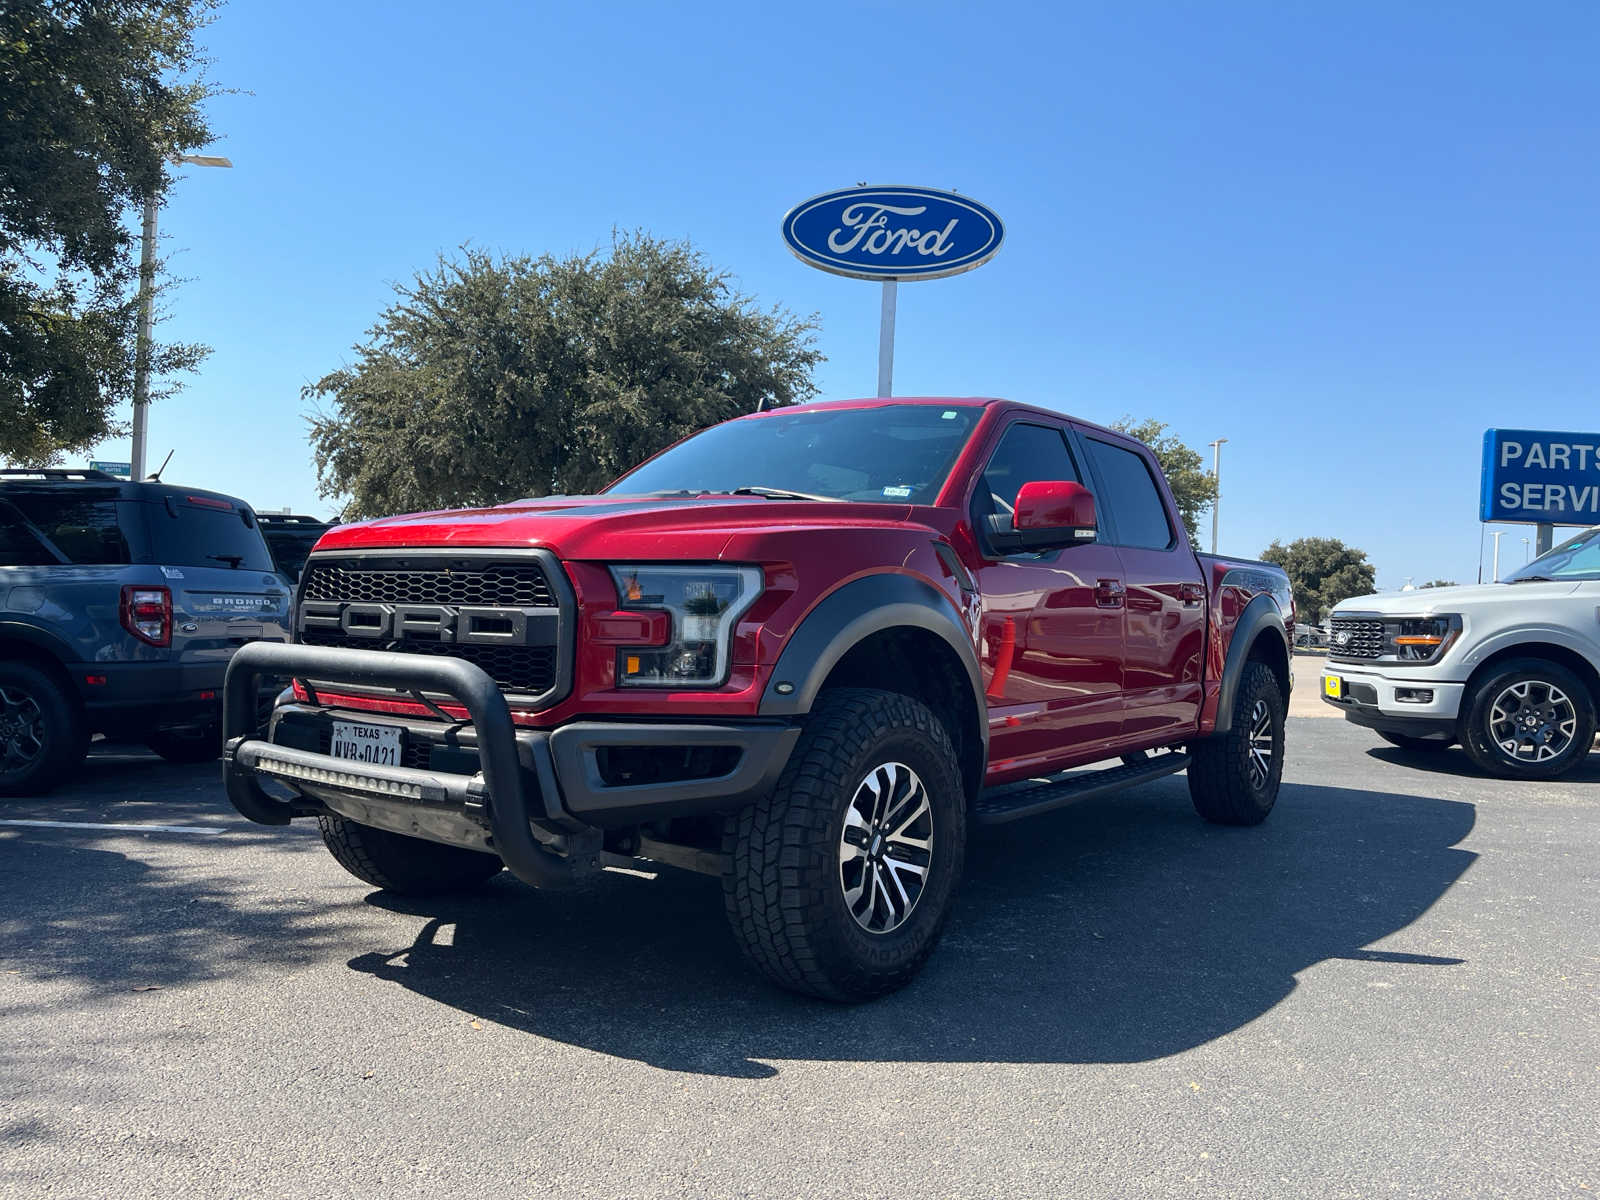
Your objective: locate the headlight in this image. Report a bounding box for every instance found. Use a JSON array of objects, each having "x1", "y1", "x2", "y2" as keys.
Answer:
[
  {"x1": 607, "y1": 565, "x2": 763, "y2": 687},
  {"x1": 1389, "y1": 615, "x2": 1461, "y2": 662}
]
